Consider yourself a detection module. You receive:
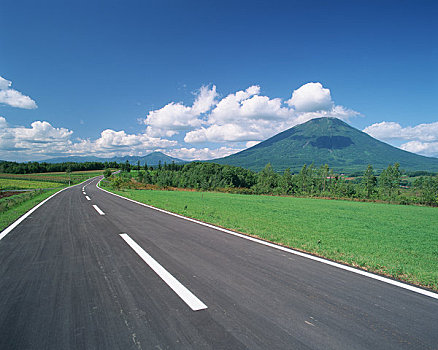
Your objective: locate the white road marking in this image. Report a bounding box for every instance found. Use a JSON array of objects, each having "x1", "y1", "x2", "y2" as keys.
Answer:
[
  {"x1": 85, "y1": 196, "x2": 91, "y2": 201},
  {"x1": 119, "y1": 233, "x2": 207, "y2": 311},
  {"x1": 83, "y1": 192, "x2": 86, "y2": 195},
  {"x1": 97, "y1": 179, "x2": 438, "y2": 301},
  {"x1": 92, "y1": 204, "x2": 105, "y2": 215},
  {"x1": 0, "y1": 178, "x2": 99, "y2": 241}
]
